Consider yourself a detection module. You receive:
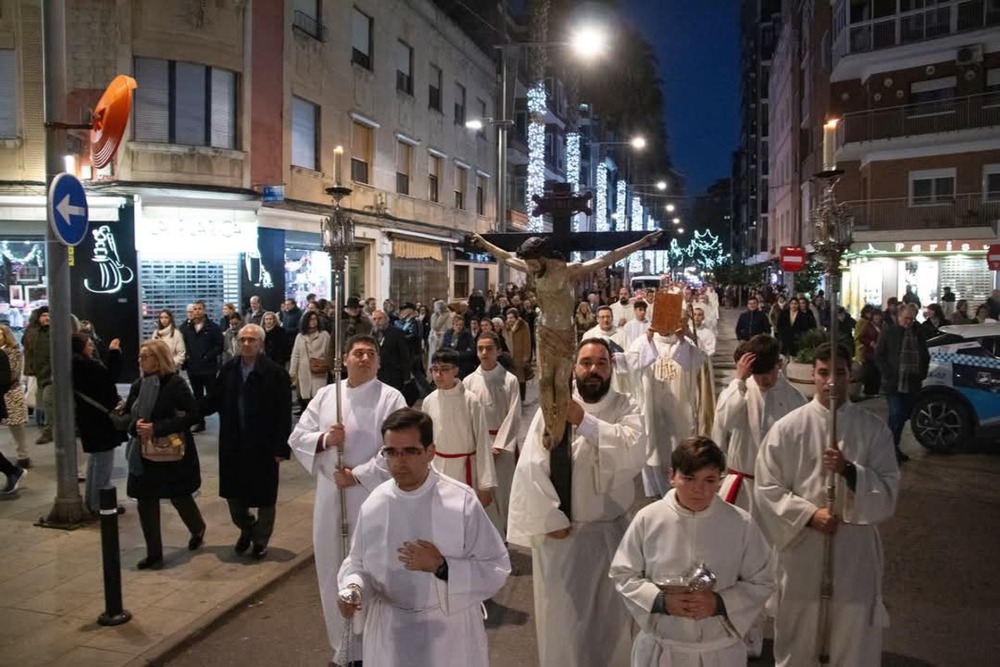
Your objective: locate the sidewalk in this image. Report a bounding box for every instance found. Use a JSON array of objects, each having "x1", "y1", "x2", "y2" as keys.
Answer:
[{"x1": 0, "y1": 415, "x2": 318, "y2": 667}]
